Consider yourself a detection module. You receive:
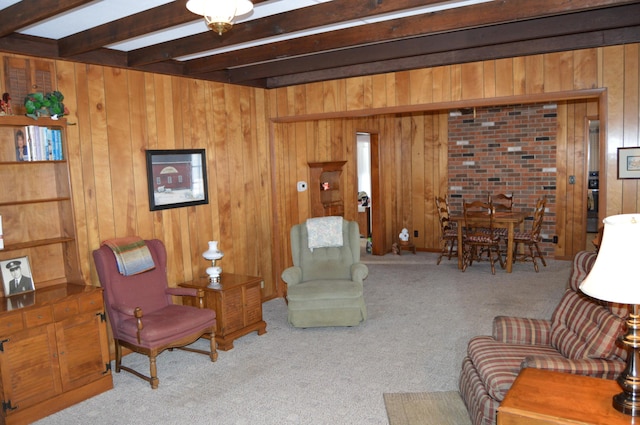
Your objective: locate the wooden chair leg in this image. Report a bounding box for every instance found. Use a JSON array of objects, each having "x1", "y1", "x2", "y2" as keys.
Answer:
[
  {"x1": 115, "y1": 342, "x2": 122, "y2": 373},
  {"x1": 149, "y1": 354, "x2": 159, "y2": 389},
  {"x1": 534, "y1": 242, "x2": 547, "y2": 267}
]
